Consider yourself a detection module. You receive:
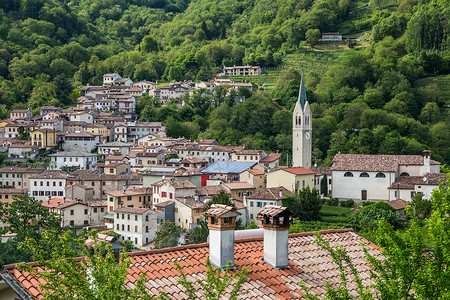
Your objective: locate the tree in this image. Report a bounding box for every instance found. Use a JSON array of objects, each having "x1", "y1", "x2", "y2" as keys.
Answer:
[
  {"x1": 245, "y1": 220, "x2": 258, "y2": 229},
  {"x1": 410, "y1": 193, "x2": 432, "y2": 218},
  {"x1": 19, "y1": 230, "x2": 155, "y2": 300},
  {"x1": 141, "y1": 35, "x2": 158, "y2": 52},
  {"x1": 283, "y1": 187, "x2": 321, "y2": 221},
  {"x1": 0, "y1": 194, "x2": 63, "y2": 265},
  {"x1": 153, "y1": 221, "x2": 181, "y2": 249},
  {"x1": 0, "y1": 194, "x2": 62, "y2": 244},
  {"x1": 305, "y1": 29, "x2": 321, "y2": 45},
  {"x1": 301, "y1": 172, "x2": 450, "y2": 299},
  {"x1": 349, "y1": 202, "x2": 398, "y2": 233},
  {"x1": 203, "y1": 190, "x2": 235, "y2": 211},
  {"x1": 187, "y1": 219, "x2": 209, "y2": 244},
  {"x1": 320, "y1": 174, "x2": 328, "y2": 196}
]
